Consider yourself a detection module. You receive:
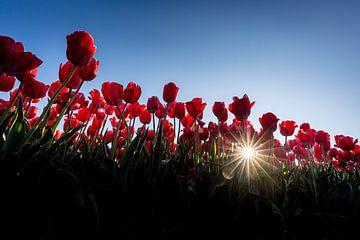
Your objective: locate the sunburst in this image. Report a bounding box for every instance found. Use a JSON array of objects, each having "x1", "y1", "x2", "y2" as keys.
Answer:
[{"x1": 221, "y1": 130, "x2": 277, "y2": 186}]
